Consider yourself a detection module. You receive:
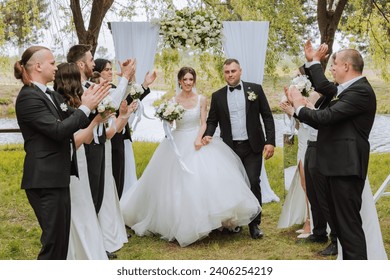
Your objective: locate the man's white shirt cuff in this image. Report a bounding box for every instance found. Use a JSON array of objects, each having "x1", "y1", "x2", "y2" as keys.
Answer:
[
  {"x1": 305, "y1": 60, "x2": 321, "y2": 68},
  {"x1": 78, "y1": 105, "x2": 91, "y2": 117}
]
